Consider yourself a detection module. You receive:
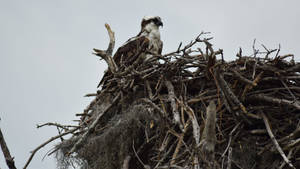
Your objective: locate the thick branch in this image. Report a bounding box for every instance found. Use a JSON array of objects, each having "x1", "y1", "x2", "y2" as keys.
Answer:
[
  {"x1": 215, "y1": 70, "x2": 247, "y2": 114},
  {"x1": 93, "y1": 23, "x2": 118, "y2": 73},
  {"x1": 261, "y1": 112, "x2": 296, "y2": 169},
  {"x1": 165, "y1": 80, "x2": 183, "y2": 130},
  {"x1": 250, "y1": 94, "x2": 300, "y2": 110},
  {"x1": 0, "y1": 128, "x2": 17, "y2": 169},
  {"x1": 199, "y1": 101, "x2": 217, "y2": 156}
]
